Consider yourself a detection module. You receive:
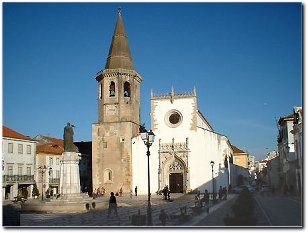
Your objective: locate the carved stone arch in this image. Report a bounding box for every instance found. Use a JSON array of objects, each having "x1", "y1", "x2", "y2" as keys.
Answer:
[{"x1": 161, "y1": 154, "x2": 188, "y2": 193}]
